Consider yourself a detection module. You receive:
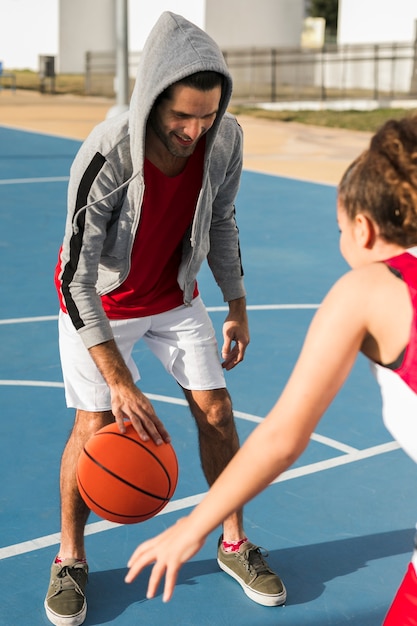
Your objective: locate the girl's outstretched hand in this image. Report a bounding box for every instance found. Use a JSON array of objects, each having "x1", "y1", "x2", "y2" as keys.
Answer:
[{"x1": 125, "y1": 518, "x2": 206, "y2": 602}]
